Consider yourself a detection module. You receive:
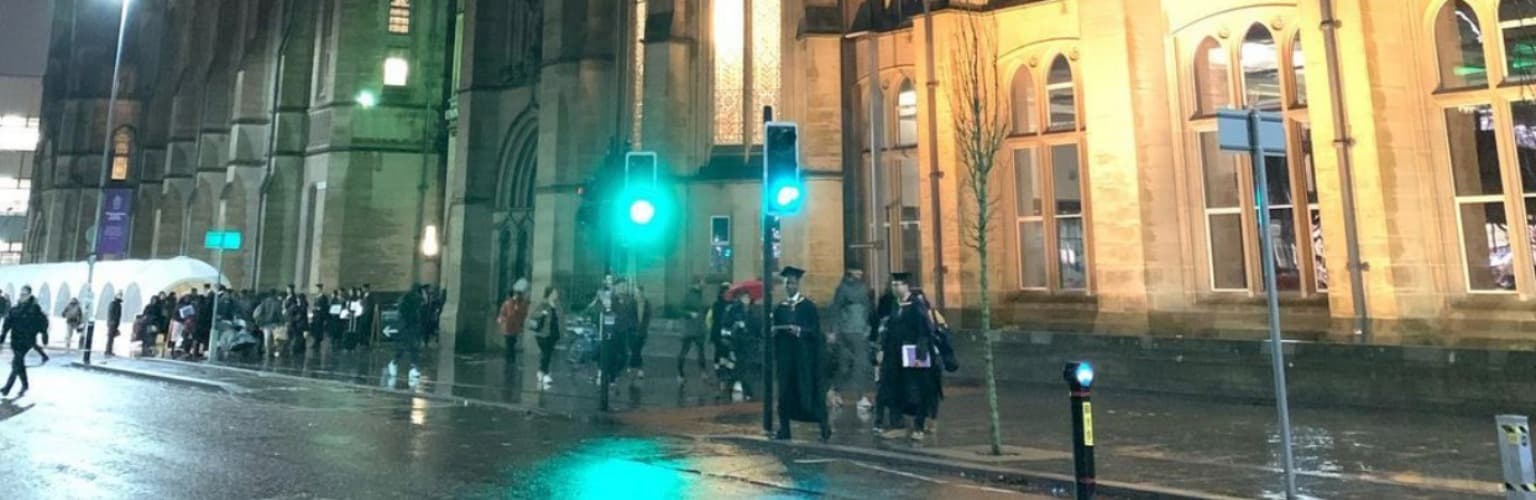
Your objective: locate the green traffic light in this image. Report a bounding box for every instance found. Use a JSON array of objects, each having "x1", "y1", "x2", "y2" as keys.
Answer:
[
  {"x1": 775, "y1": 185, "x2": 802, "y2": 208},
  {"x1": 629, "y1": 199, "x2": 656, "y2": 225}
]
